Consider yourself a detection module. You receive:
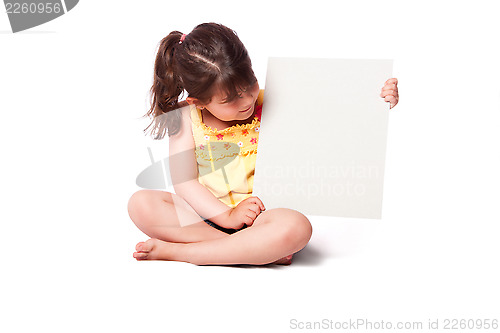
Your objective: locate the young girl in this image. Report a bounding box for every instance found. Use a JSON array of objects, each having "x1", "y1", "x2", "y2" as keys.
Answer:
[{"x1": 128, "y1": 23, "x2": 399, "y2": 265}]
